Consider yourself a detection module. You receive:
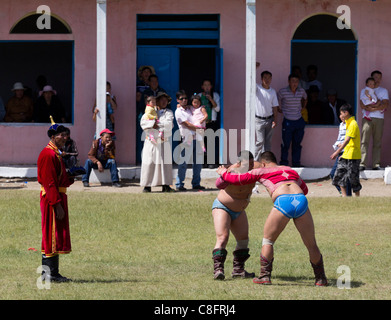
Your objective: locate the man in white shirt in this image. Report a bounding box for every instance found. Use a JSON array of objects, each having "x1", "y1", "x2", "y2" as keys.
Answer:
[
  {"x1": 174, "y1": 90, "x2": 205, "y2": 191},
  {"x1": 360, "y1": 70, "x2": 389, "y2": 170},
  {"x1": 254, "y1": 71, "x2": 279, "y2": 161}
]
